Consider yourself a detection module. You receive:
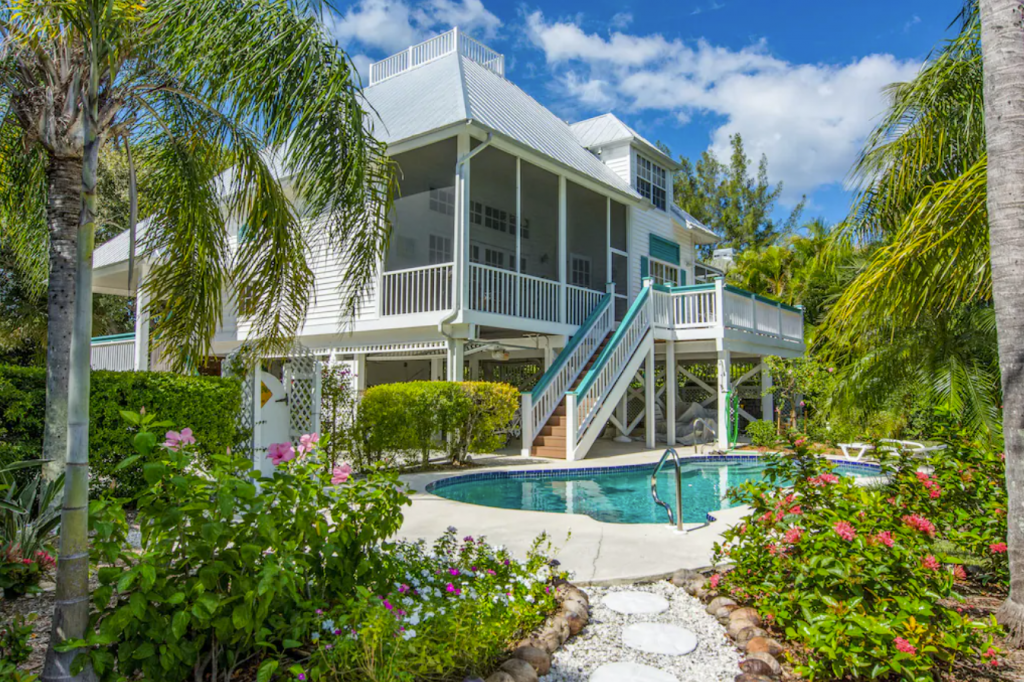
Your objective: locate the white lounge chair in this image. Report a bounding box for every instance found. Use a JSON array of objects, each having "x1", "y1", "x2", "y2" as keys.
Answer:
[{"x1": 838, "y1": 442, "x2": 874, "y2": 460}]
